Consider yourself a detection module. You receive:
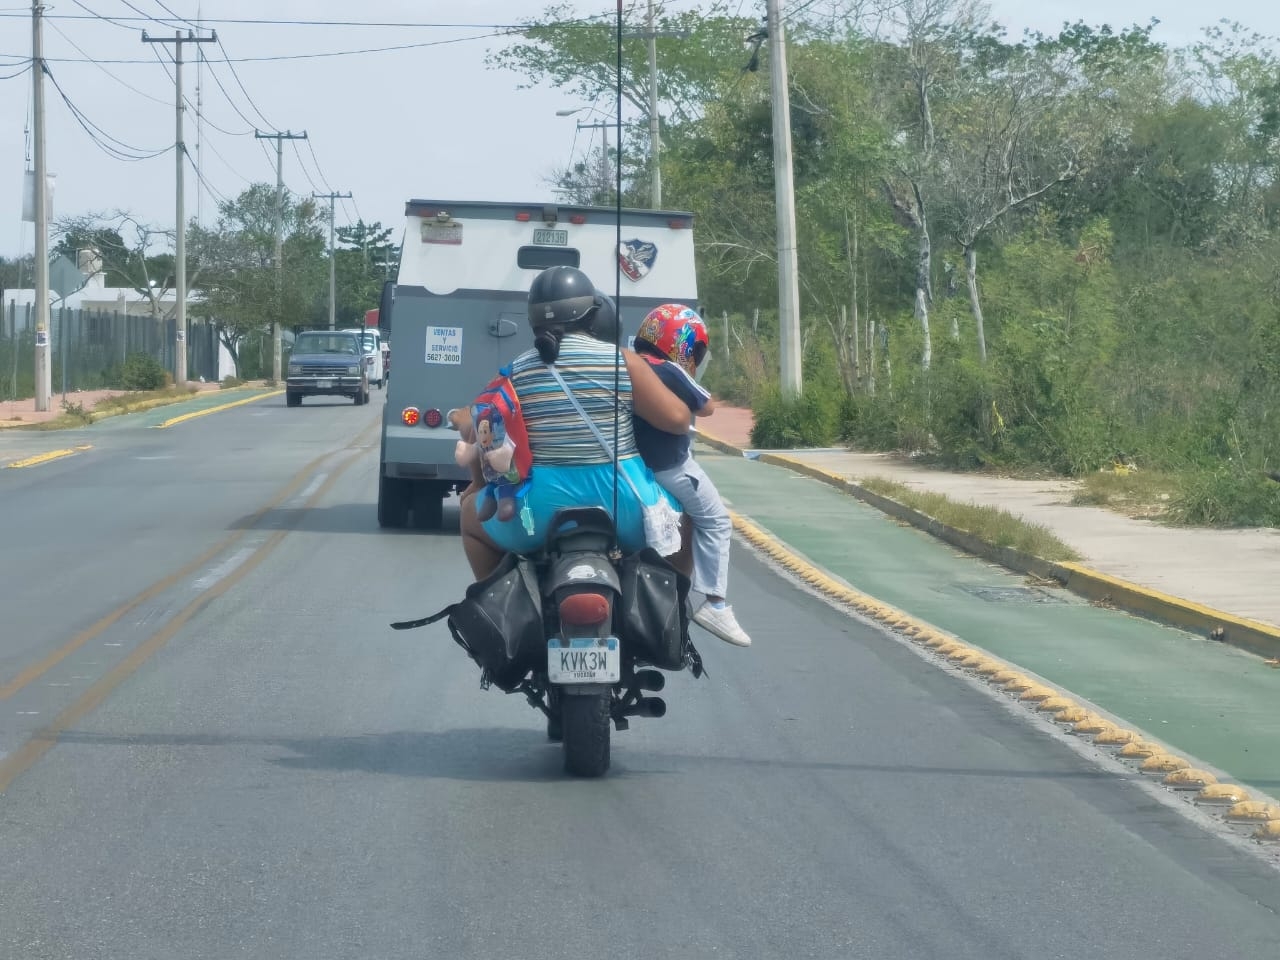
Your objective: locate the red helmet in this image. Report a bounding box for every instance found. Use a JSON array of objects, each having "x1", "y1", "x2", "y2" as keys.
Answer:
[{"x1": 635, "y1": 303, "x2": 710, "y2": 378}]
